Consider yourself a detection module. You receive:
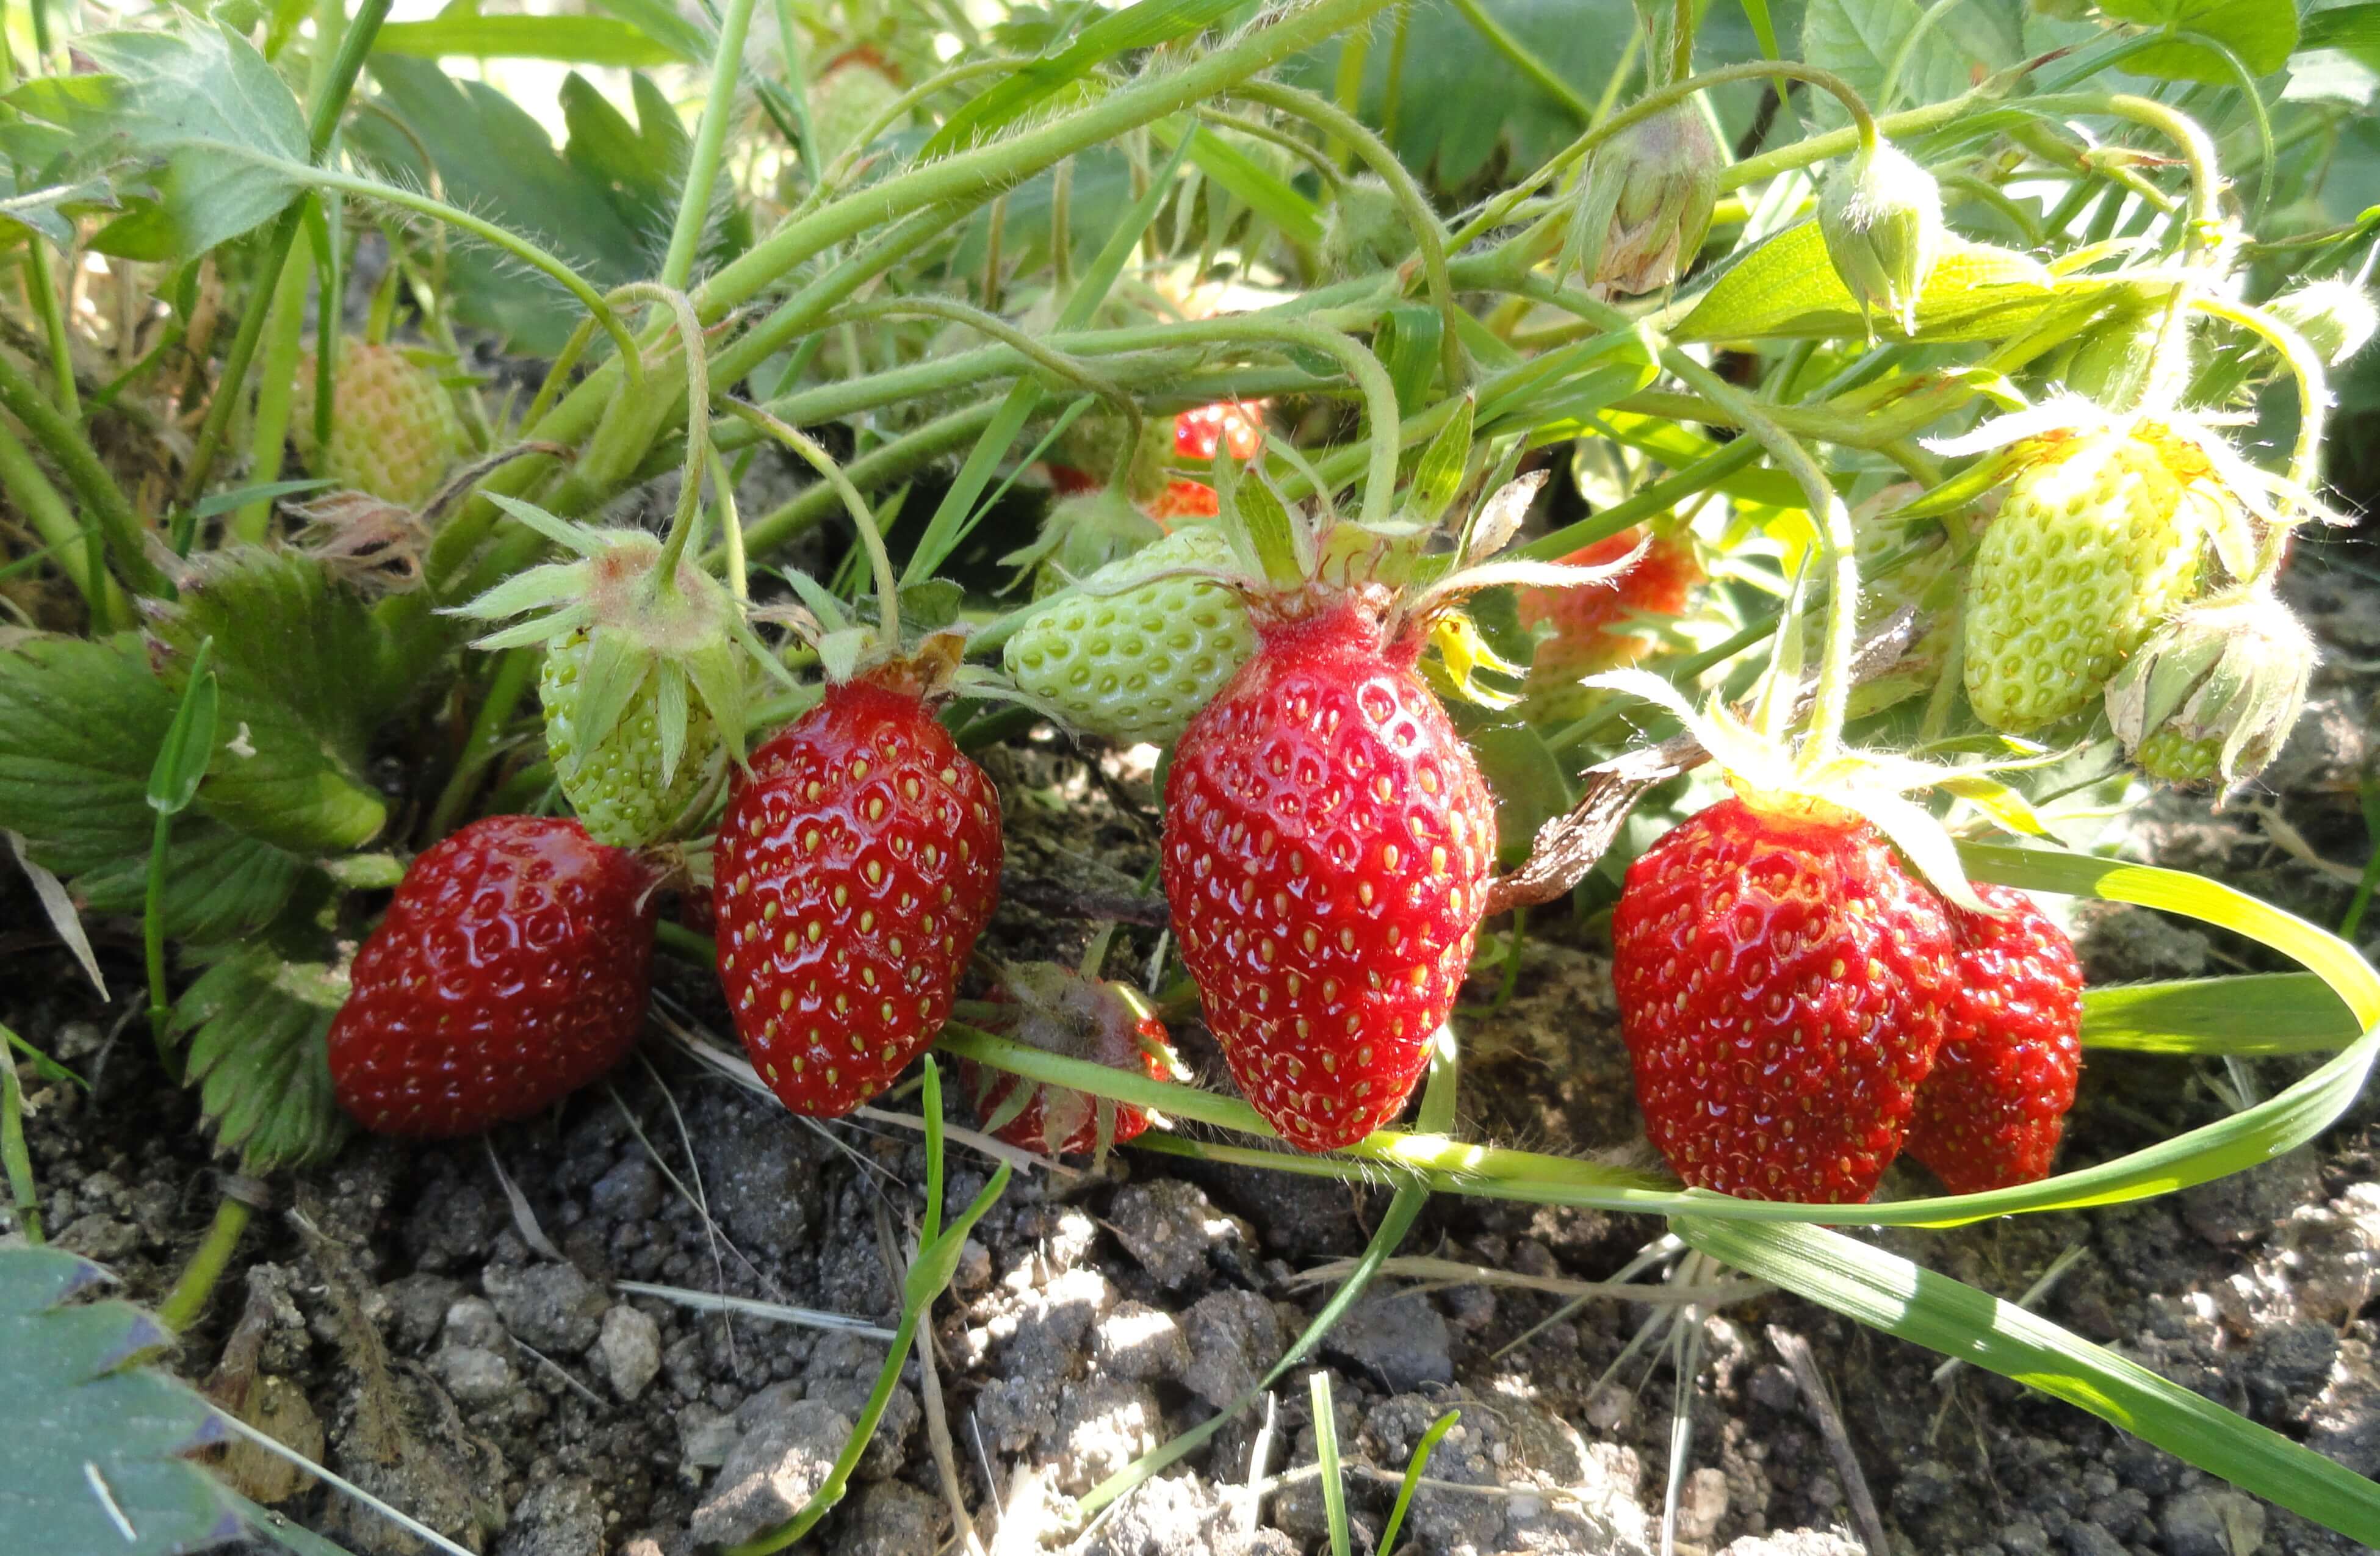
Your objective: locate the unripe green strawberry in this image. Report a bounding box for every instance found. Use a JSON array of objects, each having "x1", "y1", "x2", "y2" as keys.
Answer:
[
  {"x1": 290, "y1": 341, "x2": 466, "y2": 508},
  {"x1": 1002, "y1": 525, "x2": 1258, "y2": 746},
  {"x1": 1567, "y1": 103, "x2": 1725, "y2": 296},
  {"x1": 1961, "y1": 430, "x2": 2207, "y2": 732},
  {"x1": 808, "y1": 49, "x2": 905, "y2": 163},
  {"x1": 542, "y1": 629, "x2": 725, "y2": 845},
  {"x1": 1047, "y1": 409, "x2": 1177, "y2": 506},
  {"x1": 2106, "y1": 586, "x2": 2315, "y2": 785},
  {"x1": 1012, "y1": 485, "x2": 1168, "y2": 601},
  {"x1": 1320, "y1": 175, "x2": 1413, "y2": 276},
  {"x1": 1819, "y1": 140, "x2": 1942, "y2": 334}
]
